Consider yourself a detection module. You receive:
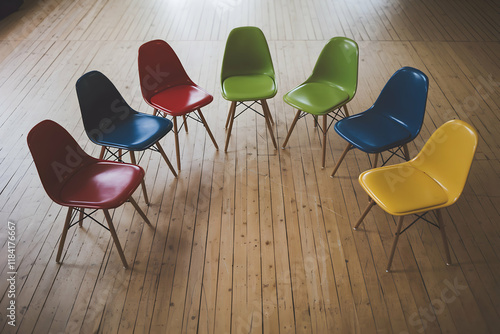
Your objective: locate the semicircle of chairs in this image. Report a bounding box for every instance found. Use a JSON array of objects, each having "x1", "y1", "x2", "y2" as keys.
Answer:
[{"x1": 27, "y1": 26, "x2": 479, "y2": 271}]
